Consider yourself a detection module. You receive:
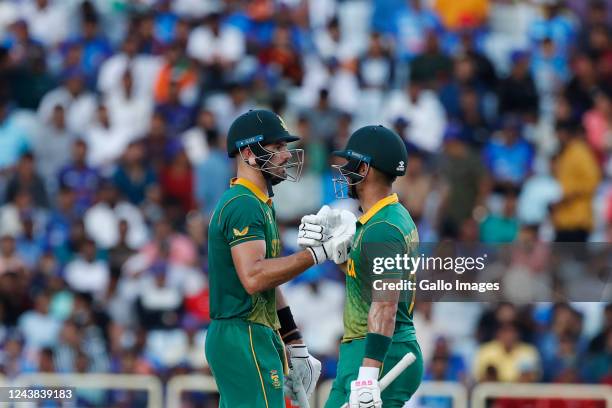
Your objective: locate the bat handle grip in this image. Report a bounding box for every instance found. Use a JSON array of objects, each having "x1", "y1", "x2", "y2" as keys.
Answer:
[{"x1": 339, "y1": 352, "x2": 417, "y2": 408}]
